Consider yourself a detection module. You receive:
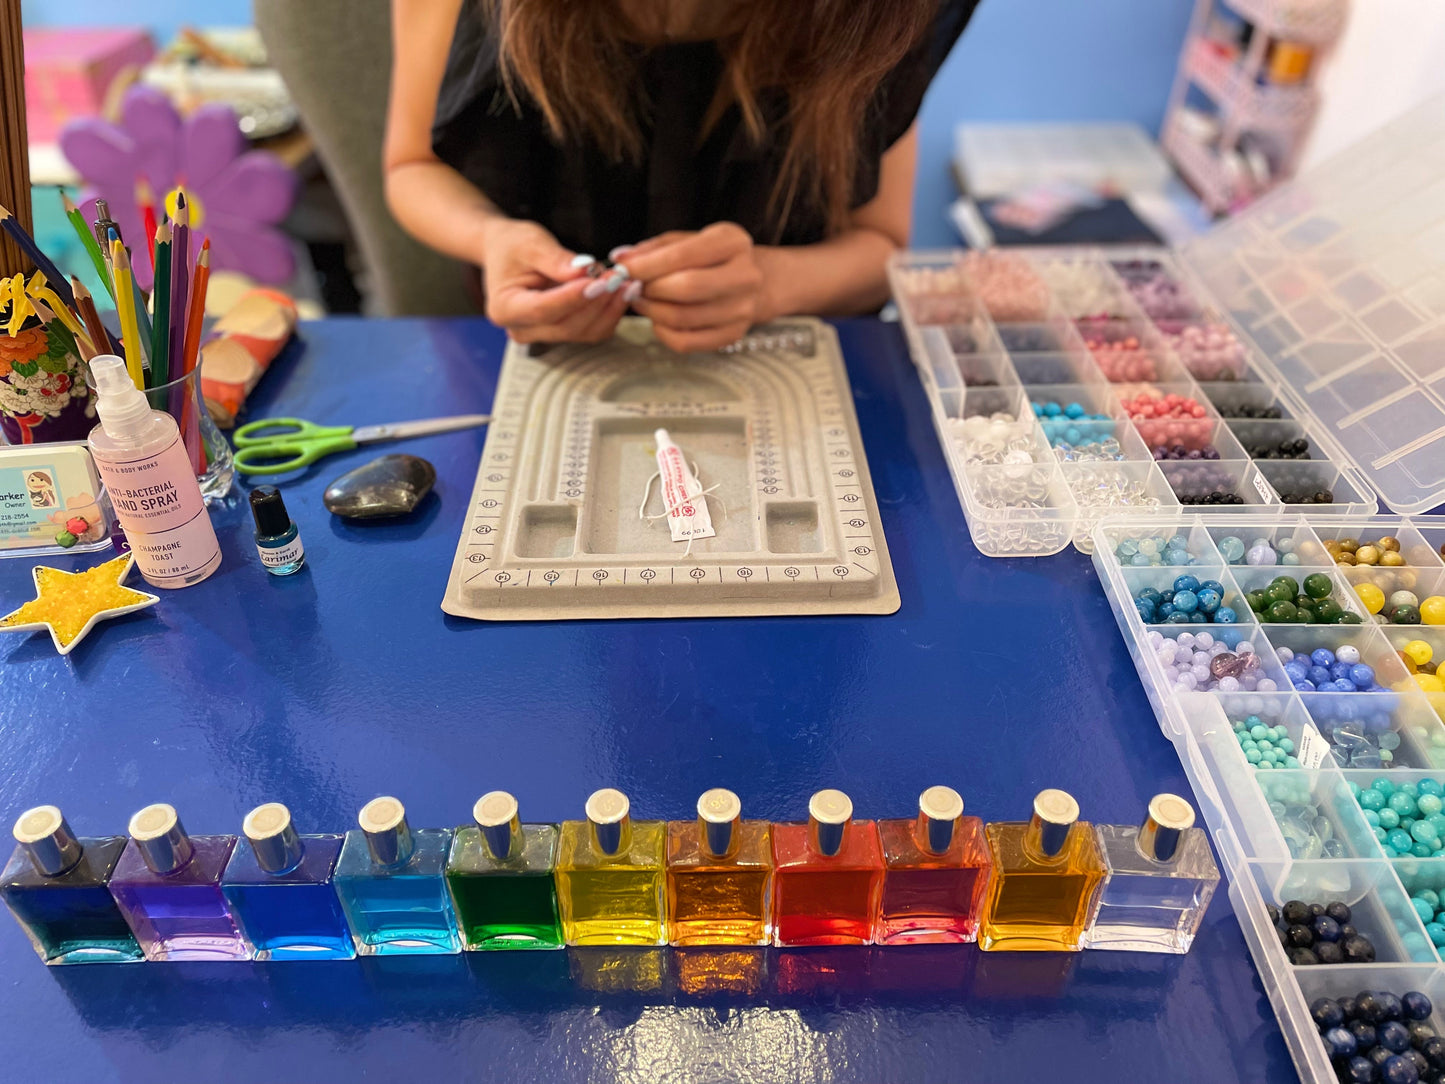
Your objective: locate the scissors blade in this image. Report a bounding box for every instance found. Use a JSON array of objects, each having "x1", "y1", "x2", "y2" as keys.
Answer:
[{"x1": 351, "y1": 414, "x2": 492, "y2": 444}]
